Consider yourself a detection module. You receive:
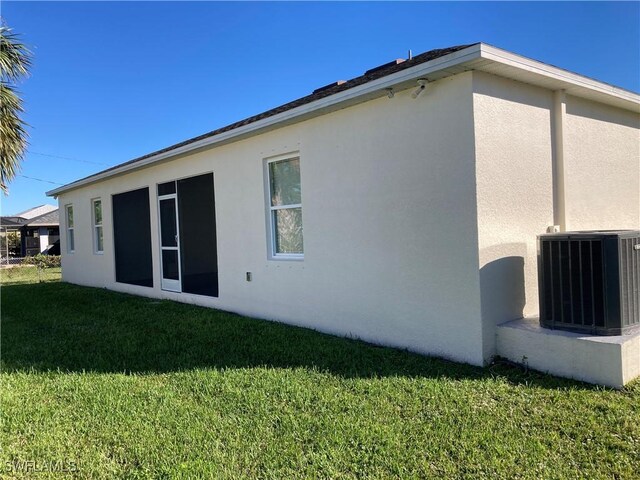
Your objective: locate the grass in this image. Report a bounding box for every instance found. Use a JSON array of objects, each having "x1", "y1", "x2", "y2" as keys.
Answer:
[
  {"x1": 0, "y1": 265, "x2": 61, "y2": 285},
  {"x1": 1, "y1": 280, "x2": 638, "y2": 479}
]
